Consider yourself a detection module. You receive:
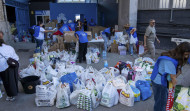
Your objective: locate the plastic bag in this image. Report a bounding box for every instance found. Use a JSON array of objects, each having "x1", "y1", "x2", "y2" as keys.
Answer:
[
  {"x1": 134, "y1": 70, "x2": 146, "y2": 82},
  {"x1": 112, "y1": 75, "x2": 127, "y2": 90},
  {"x1": 56, "y1": 83, "x2": 70, "y2": 108},
  {"x1": 73, "y1": 78, "x2": 86, "y2": 91},
  {"x1": 109, "y1": 67, "x2": 120, "y2": 77},
  {"x1": 35, "y1": 85, "x2": 57, "y2": 107},
  {"x1": 130, "y1": 85, "x2": 140, "y2": 102},
  {"x1": 86, "y1": 79, "x2": 96, "y2": 90},
  {"x1": 101, "y1": 82, "x2": 119, "y2": 107},
  {"x1": 94, "y1": 73, "x2": 106, "y2": 92},
  {"x1": 119, "y1": 84, "x2": 134, "y2": 106},
  {"x1": 129, "y1": 35, "x2": 136, "y2": 44},
  {"x1": 60, "y1": 72, "x2": 77, "y2": 93},
  {"x1": 92, "y1": 53, "x2": 100, "y2": 63},
  {"x1": 135, "y1": 80, "x2": 152, "y2": 101},
  {"x1": 75, "y1": 41, "x2": 79, "y2": 53},
  {"x1": 91, "y1": 88, "x2": 101, "y2": 108}
]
